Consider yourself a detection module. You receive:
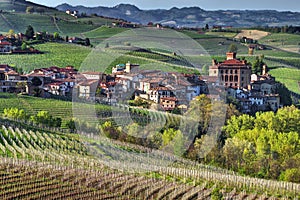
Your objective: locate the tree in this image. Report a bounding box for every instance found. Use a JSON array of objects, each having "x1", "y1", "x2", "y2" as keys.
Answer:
[
  {"x1": 66, "y1": 118, "x2": 76, "y2": 133},
  {"x1": 185, "y1": 94, "x2": 212, "y2": 132},
  {"x1": 16, "y1": 81, "x2": 27, "y2": 93},
  {"x1": 7, "y1": 29, "x2": 15, "y2": 37},
  {"x1": 280, "y1": 168, "x2": 300, "y2": 183},
  {"x1": 36, "y1": 7, "x2": 45, "y2": 15},
  {"x1": 275, "y1": 82, "x2": 292, "y2": 106},
  {"x1": 26, "y1": 6, "x2": 34, "y2": 14},
  {"x1": 33, "y1": 88, "x2": 42, "y2": 97},
  {"x1": 205, "y1": 24, "x2": 209, "y2": 30},
  {"x1": 53, "y1": 32, "x2": 59, "y2": 40},
  {"x1": 31, "y1": 77, "x2": 42, "y2": 86},
  {"x1": 85, "y1": 38, "x2": 90, "y2": 46},
  {"x1": 228, "y1": 43, "x2": 238, "y2": 53},
  {"x1": 25, "y1": 25, "x2": 34, "y2": 40},
  {"x1": 252, "y1": 55, "x2": 265, "y2": 74},
  {"x1": 21, "y1": 42, "x2": 27, "y2": 50}
]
